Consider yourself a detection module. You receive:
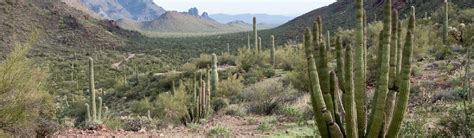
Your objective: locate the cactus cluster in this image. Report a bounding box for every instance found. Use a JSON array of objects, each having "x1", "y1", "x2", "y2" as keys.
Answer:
[
  {"x1": 303, "y1": 0, "x2": 415, "y2": 137},
  {"x1": 85, "y1": 57, "x2": 104, "y2": 123},
  {"x1": 189, "y1": 54, "x2": 218, "y2": 122}
]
